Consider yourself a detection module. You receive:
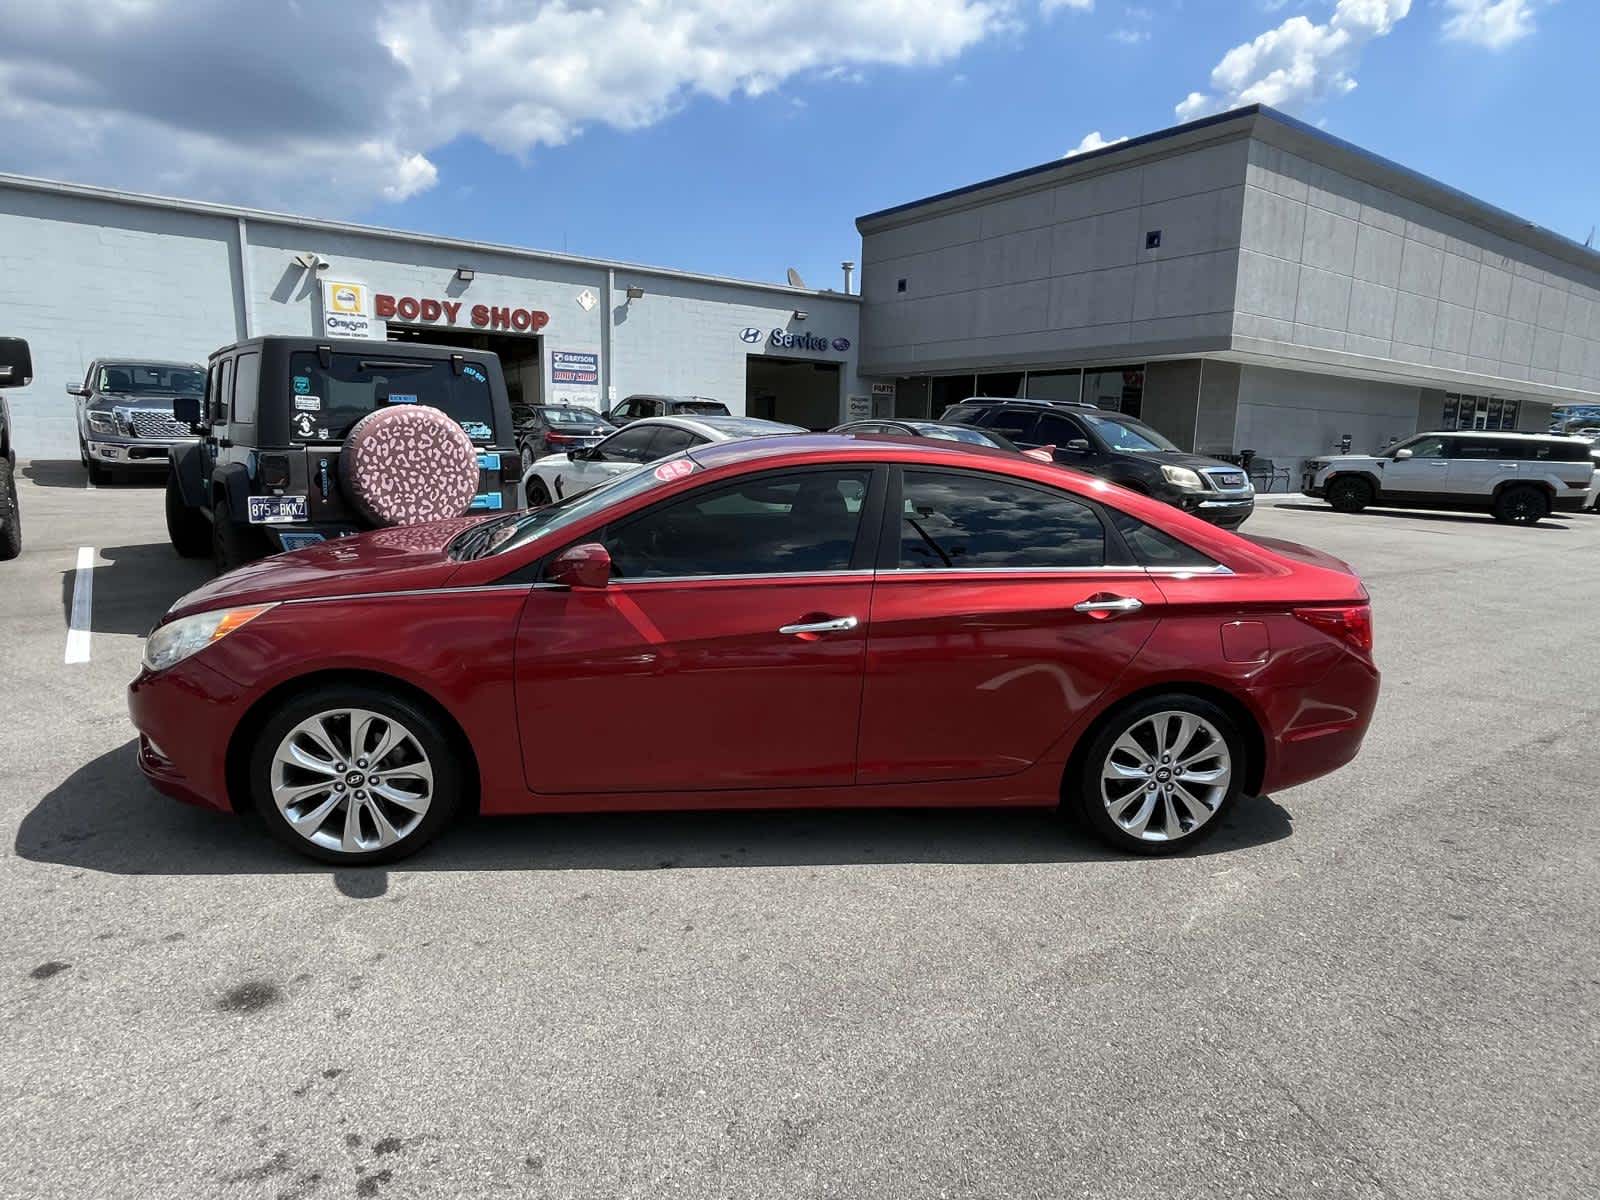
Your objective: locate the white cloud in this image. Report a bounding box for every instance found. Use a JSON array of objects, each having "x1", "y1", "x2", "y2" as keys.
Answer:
[
  {"x1": 0, "y1": 0, "x2": 1017, "y2": 214},
  {"x1": 1175, "y1": 0, "x2": 1412, "y2": 122},
  {"x1": 1111, "y1": 28, "x2": 1150, "y2": 44},
  {"x1": 1042, "y1": 0, "x2": 1094, "y2": 12},
  {"x1": 1441, "y1": 0, "x2": 1539, "y2": 49},
  {"x1": 1066, "y1": 130, "x2": 1129, "y2": 156}
]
